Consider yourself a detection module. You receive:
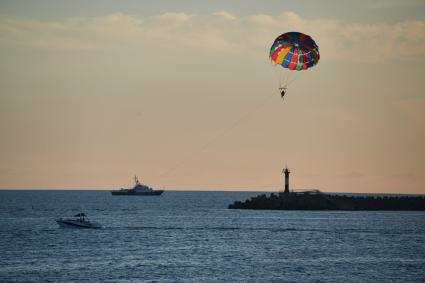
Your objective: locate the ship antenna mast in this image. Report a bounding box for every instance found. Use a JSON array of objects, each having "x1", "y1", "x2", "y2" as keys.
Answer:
[{"x1": 134, "y1": 175, "x2": 140, "y2": 185}]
